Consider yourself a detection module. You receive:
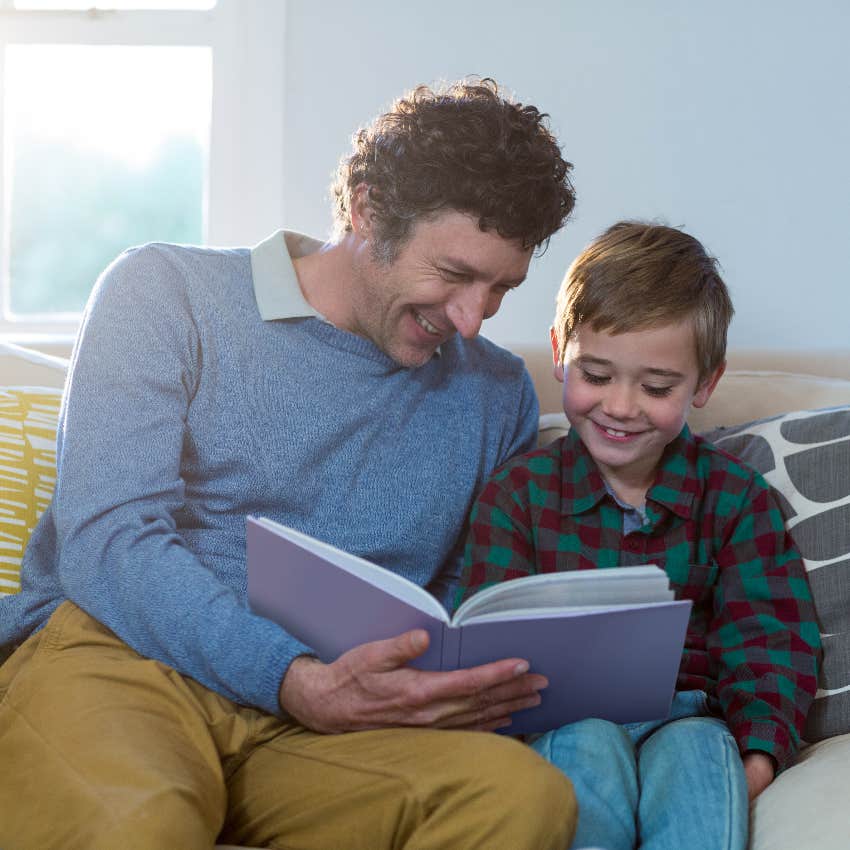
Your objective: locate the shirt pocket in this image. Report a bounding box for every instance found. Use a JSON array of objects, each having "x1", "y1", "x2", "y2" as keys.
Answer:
[{"x1": 664, "y1": 561, "x2": 719, "y2": 607}]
